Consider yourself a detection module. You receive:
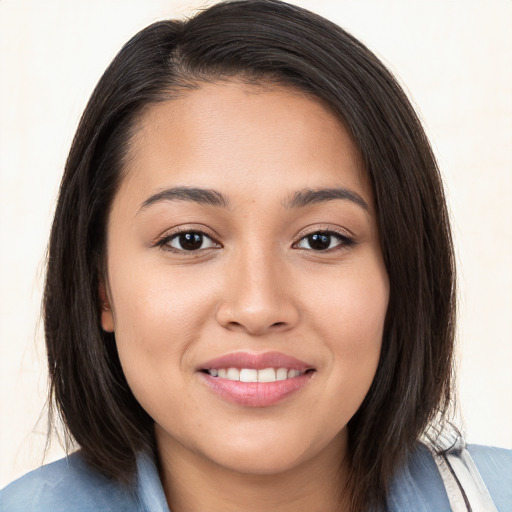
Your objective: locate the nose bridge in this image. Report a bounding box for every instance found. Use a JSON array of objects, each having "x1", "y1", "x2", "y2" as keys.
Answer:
[
  {"x1": 216, "y1": 239, "x2": 299, "y2": 335},
  {"x1": 237, "y1": 243, "x2": 280, "y2": 303}
]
